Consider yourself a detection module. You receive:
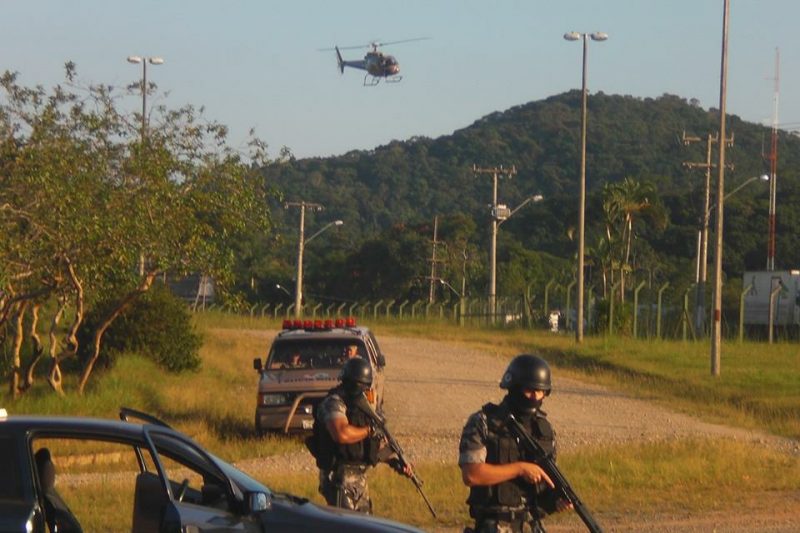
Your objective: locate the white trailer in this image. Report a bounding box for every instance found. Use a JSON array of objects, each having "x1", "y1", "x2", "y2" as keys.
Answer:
[{"x1": 742, "y1": 270, "x2": 800, "y2": 326}]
